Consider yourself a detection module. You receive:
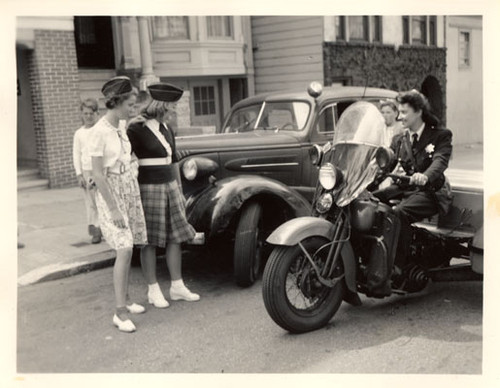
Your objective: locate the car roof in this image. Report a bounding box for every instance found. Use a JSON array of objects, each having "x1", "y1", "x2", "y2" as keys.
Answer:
[{"x1": 231, "y1": 86, "x2": 398, "y2": 109}]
